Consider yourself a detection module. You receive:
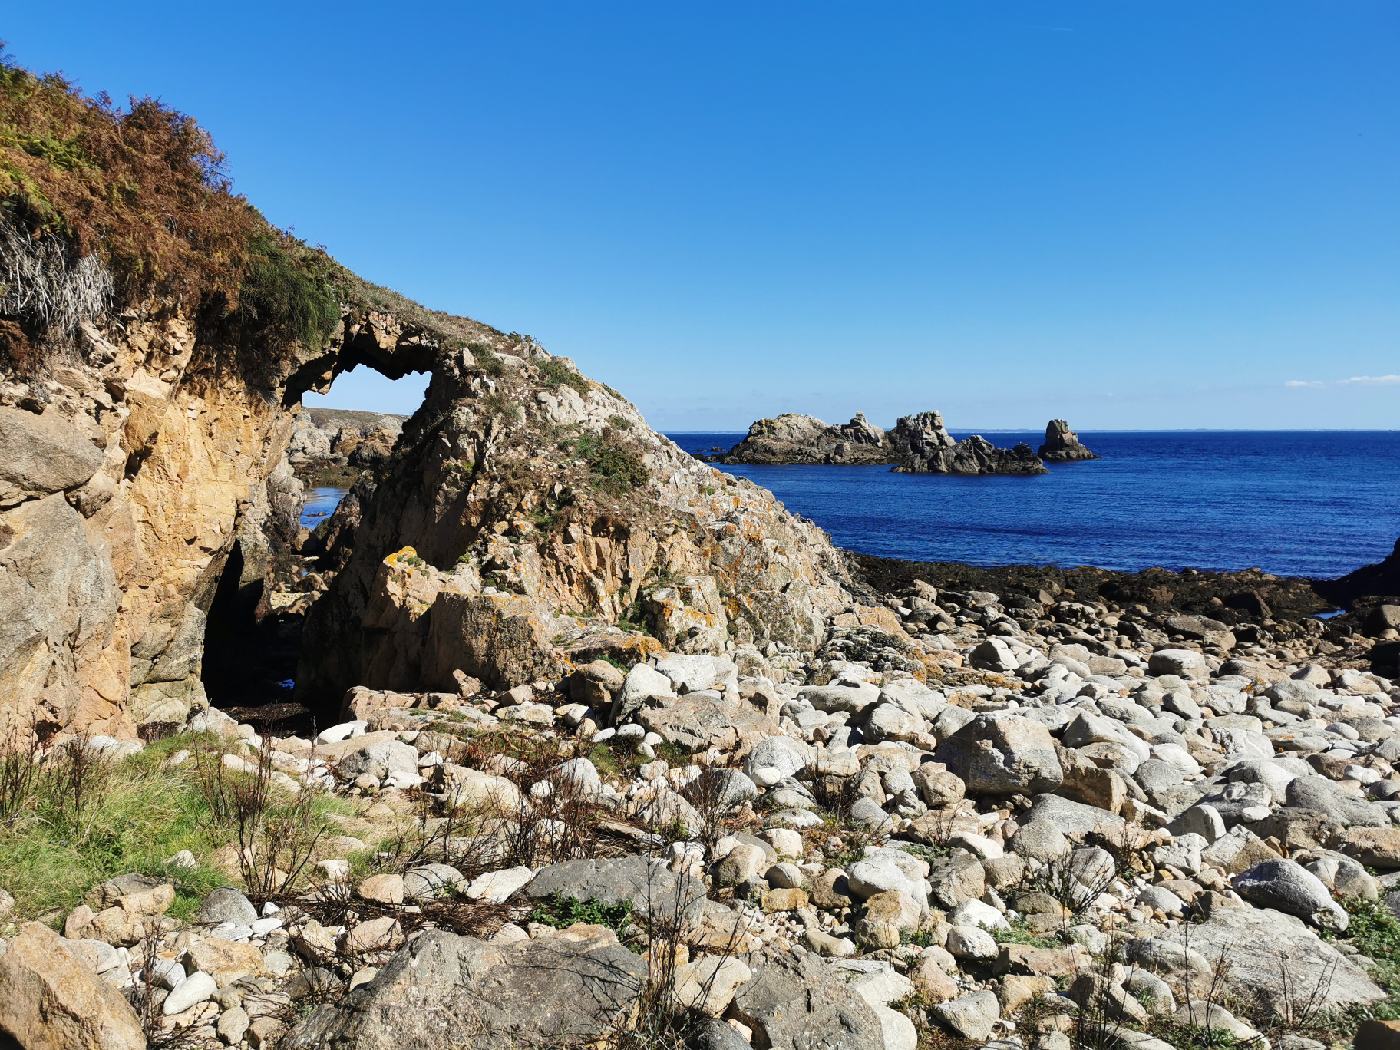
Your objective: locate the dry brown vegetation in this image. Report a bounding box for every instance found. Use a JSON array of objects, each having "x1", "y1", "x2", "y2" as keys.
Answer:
[
  {"x1": 0, "y1": 48, "x2": 259, "y2": 316},
  {"x1": 0, "y1": 47, "x2": 483, "y2": 368}
]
